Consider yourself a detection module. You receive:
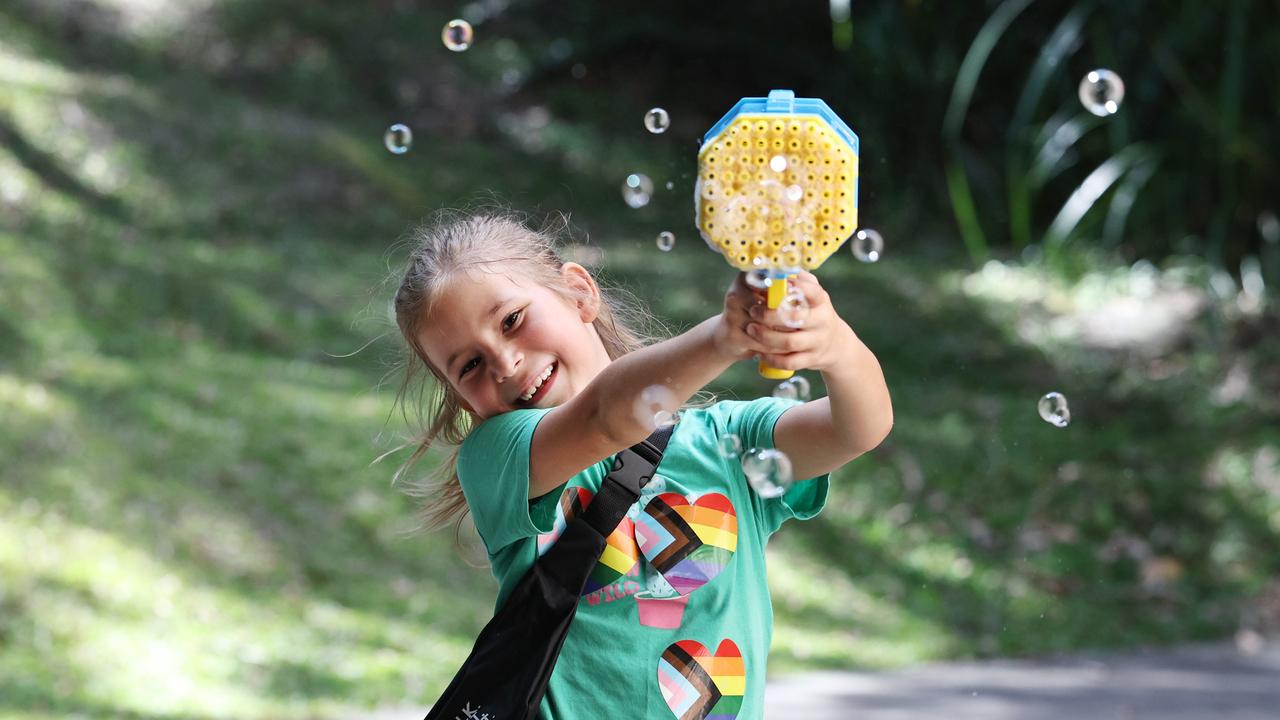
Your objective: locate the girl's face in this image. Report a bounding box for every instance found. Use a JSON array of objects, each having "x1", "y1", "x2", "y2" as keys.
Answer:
[{"x1": 419, "y1": 263, "x2": 612, "y2": 421}]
